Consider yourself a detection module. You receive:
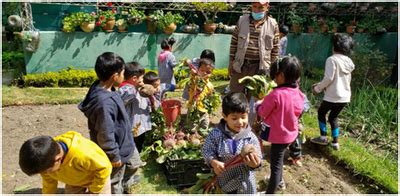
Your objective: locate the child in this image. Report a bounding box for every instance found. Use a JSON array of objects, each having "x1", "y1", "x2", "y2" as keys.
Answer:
[
  {"x1": 256, "y1": 56, "x2": 305, "y2": 193},
  {"x1": 158, "y1": 37, "x2": 177, "y2": 85},
  {"x1": 182, "y1": 49, "x2": 216, "y2": 100},
  {"x1": 186, "y1": 58, "x2": 215, "y2": 130},
  {"x1": 19, "y1": 131, "x2": 112, "y2": 194},
  {"x1": 78, "y1": 52, "x2": 139, "y2": 194},
  {"x1": 118, "y1": 62, "x2": 152, "y2": 155},
  {"x1": 311, "y1": 33, "x2": 355, "y2": 150},
  {"x1": 202, "y1": 92, "x2": 262, "y2": 194},
  {"x1": 143, "y1": 71, "x2": 176, "y2": 106},
  {"x1": 279, "y1": 25, "x2": 289, "y2": 57}
]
